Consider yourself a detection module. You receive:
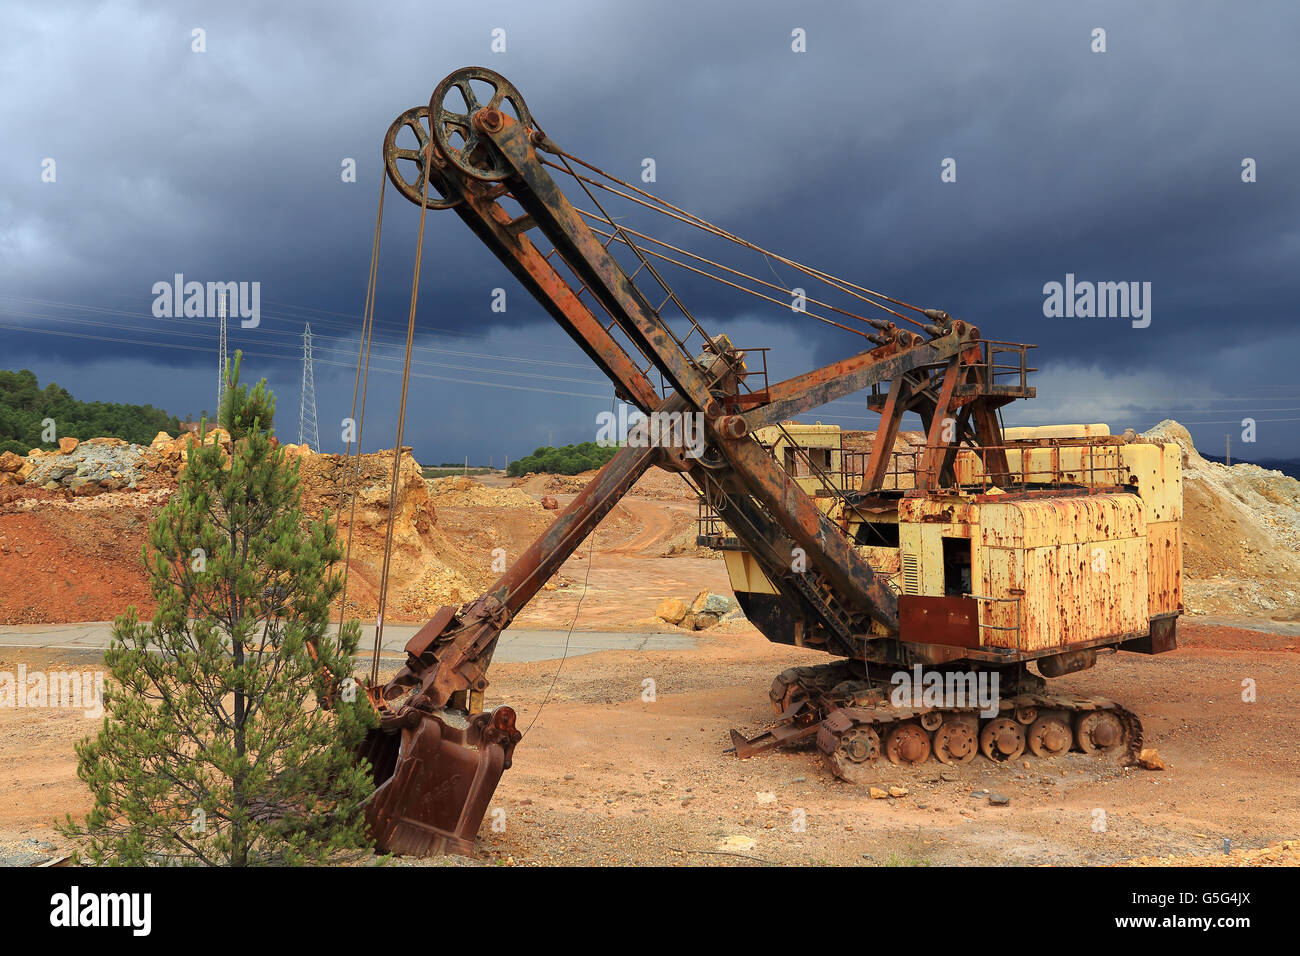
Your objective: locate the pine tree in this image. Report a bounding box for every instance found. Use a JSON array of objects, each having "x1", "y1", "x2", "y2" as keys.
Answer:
[{"x1": 62, "y1": 352, "x2": 375, "y2": 865}]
